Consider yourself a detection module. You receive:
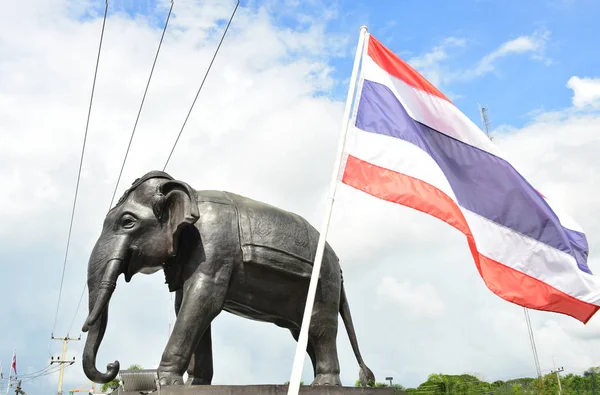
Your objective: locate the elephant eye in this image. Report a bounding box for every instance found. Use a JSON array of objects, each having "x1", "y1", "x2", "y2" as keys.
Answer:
[{"x1": 121, "y1": 215, "x2": 136, "y2": 229}]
